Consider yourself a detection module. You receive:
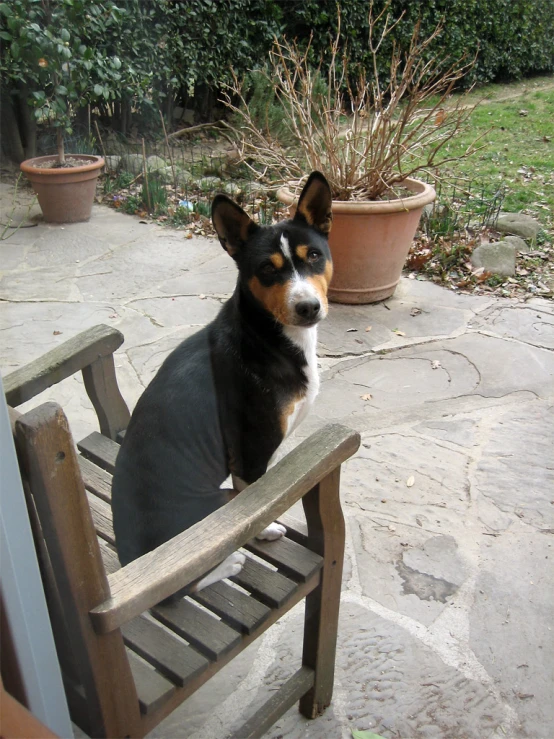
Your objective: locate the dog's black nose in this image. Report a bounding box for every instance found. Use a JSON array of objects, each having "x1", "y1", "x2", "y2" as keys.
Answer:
[{"x1": 295, "y1": 299, "x2": 320, "y2": 322}]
